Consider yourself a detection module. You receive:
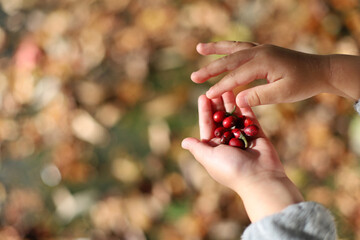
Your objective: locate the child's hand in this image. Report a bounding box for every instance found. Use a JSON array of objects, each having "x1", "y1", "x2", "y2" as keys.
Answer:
[
  {"x1": 191, "y1": 41, "x2": 360, "y2": 107},
  {"x1": 182, "y1": 92, "x2": 303, "y2": 222}
]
